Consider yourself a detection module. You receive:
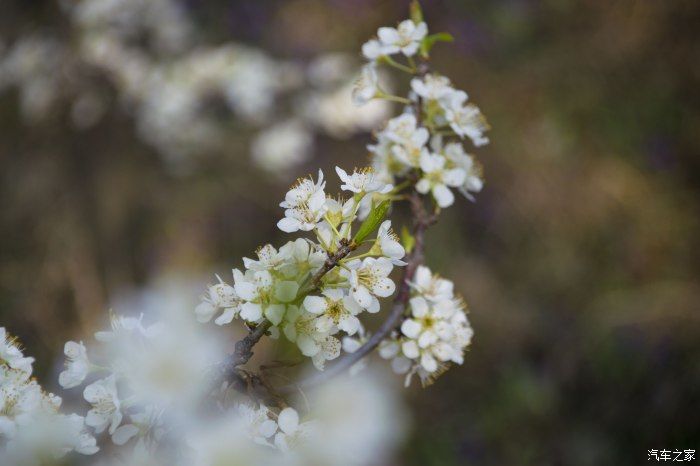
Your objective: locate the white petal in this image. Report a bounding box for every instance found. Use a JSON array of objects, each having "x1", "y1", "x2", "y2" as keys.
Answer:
[
  {"x1": 338, "y1": 314, "x2": 360, "y2": 335},
  {"x1": 402, "y1": 340, "x2": 420, "y2": 359},
  {"x1": 240, "y1": 302, "x2": 263, "y2": 322},
  {"x1": 410, "y1": 299, "x2": 428, "y2": 320},
  {"x1": 277, "y1": 217, "x2": 300, "y2": 233},
  {"x1": 432, "y1": 184, "x2": 455, "y2": 208},
  {"x1": 401, "y1": 319, "x2": 422, "y2": 339},
  {"x1": 421, "y1": 353, "x2": 438, "y2": 372},
  {"x1": 234, "y1": 281, "x2": 257, "y2": 301},
  {"x1": 194, "y1": 301, "x2": 216, "y2": 323},
  {"x1": 353, "y1": 285, "x2": 373, "y2": 309},
  {"x1": 303, "y1": 295, "x2": 327, "y2": 314},
  {"x1": 297, "y1": 334, "x2": 320, "y2": 357},
  {"x1": 372, "y1": 277, "x2": 395, "y2": 298},
  {"x1": 278, "y1": 408, "x2": 299, "y2": 435},
  {"x1": 378, "y1": 27, "x2": 400, "y2": 45},
  {"x1": 214, "y1": 307, "x2": 237, "y2": 326},
  {"x1": 111, "y1": 424, "x2": 139, "y2": 445}
]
